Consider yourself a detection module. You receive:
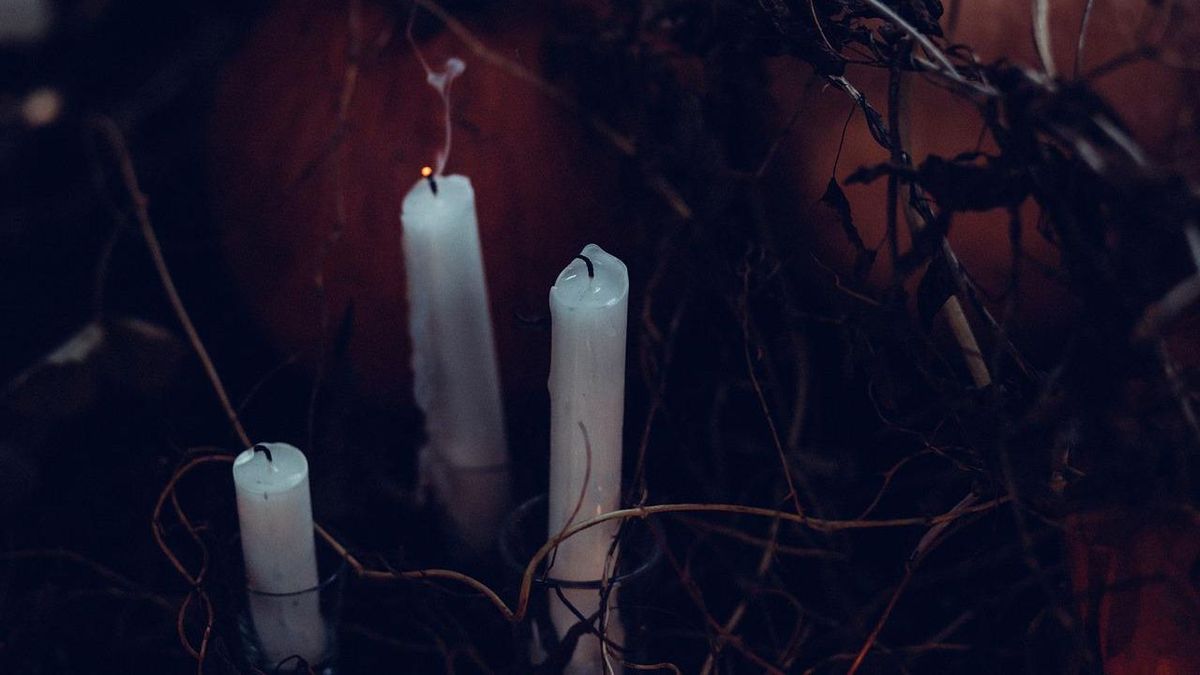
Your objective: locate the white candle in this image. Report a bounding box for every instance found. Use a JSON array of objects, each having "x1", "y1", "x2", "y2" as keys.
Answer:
[
  {"x1": 233, "y1": 443, "x2": 326, "y2": 667},
  {"x1": 547, "y1": 243, "x2": 629, "y2": 673},
  {"x1": 401, "y1": 173, "x2": 510, "y2": 552}
]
